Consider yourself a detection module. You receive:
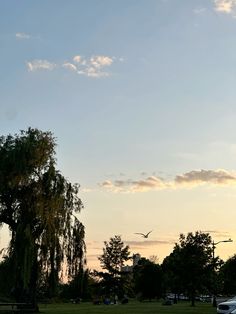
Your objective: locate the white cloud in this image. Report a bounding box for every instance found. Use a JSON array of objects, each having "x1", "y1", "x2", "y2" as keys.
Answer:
[
  {"x1": 100, "y1": 169, "x2": 236, "y2": 193},
  {"x1": 27, "y1": 54, "x2": 121, "y2": 78},
  {"x1": 72, "y1": 55, "x2": 114, "y2": 77},
  {"x1": 90, "y1": 56, "x2": 113, "y2": 68},
  {"x1": 78, "y1": 67, "x2": 110, "y2": 78},
  {"x1": 73, "y1": 55, "x2": 83, "y2": 63},
  {"x1": 62, "y1": 62, "x2": 77, "y2": 72},
  {"x1": 214, "y1": 0, "x2": 236, "y2": 13},
  {"x1": 16, "y1": 32, "x2": 31, "y2": 39},
  {"x1": 26, "y1": 59, "x2": 56, "y2": 72}
]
